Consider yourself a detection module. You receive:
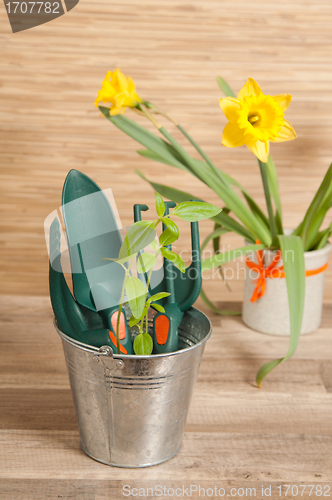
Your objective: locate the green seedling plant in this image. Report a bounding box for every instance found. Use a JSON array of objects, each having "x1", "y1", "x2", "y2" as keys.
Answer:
[{"x1": 104, "y1": 192, "x2": 221, "y2": 355}]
